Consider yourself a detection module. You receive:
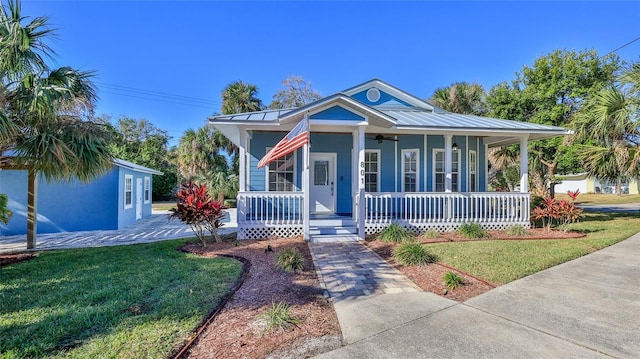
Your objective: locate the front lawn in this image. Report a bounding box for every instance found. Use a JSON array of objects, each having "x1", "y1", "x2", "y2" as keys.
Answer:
[
  {"x1": 556, "y1": 193, "x2": 640, "y2": 205},
  {"x1": 427, "y1": 212, "x2": 640, "y2": 284},
  {"x1": 0, "y1": 239, "x2": 243, "y2": 358}
]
